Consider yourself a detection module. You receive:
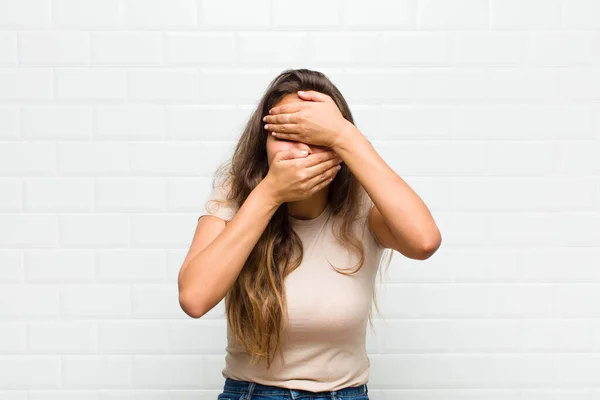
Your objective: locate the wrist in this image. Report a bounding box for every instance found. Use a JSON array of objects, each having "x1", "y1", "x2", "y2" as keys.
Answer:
[
  {"x1": 332, "y1": 121, "x2": 360, "y2": 153},
  {"x1": 257, "y1": 177, "x2": 282, "y2": 208}
]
